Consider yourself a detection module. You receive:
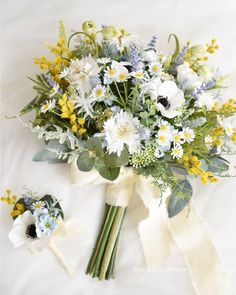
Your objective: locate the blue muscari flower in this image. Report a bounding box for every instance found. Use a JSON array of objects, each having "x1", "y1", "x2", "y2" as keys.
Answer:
[
  {"x1": 147, "y1": 35, "x2": 157, "y2": 50},
  {"x1": 175, "y1": 45, "x2": 189, "y2": 67},
  {"x1": 37, "y1": 214, "x2": 58, "y2": 237},
  {"x1": 128, "y1": 44, "x2": 140, "y2": 71},
  {"x1": 192, "y1": 78, "x2": 216, "y2": 99}
]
